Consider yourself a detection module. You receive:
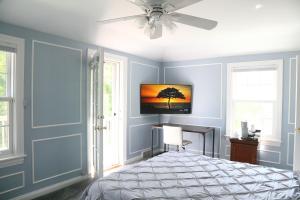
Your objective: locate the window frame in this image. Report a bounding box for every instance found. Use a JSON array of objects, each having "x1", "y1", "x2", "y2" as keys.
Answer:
[
  {"x1": 0, "y1": 33, "x2": 25, "y2": 168},
  {"x1": 226, "y1": 59, "x2": 283, "y2": 146}
]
